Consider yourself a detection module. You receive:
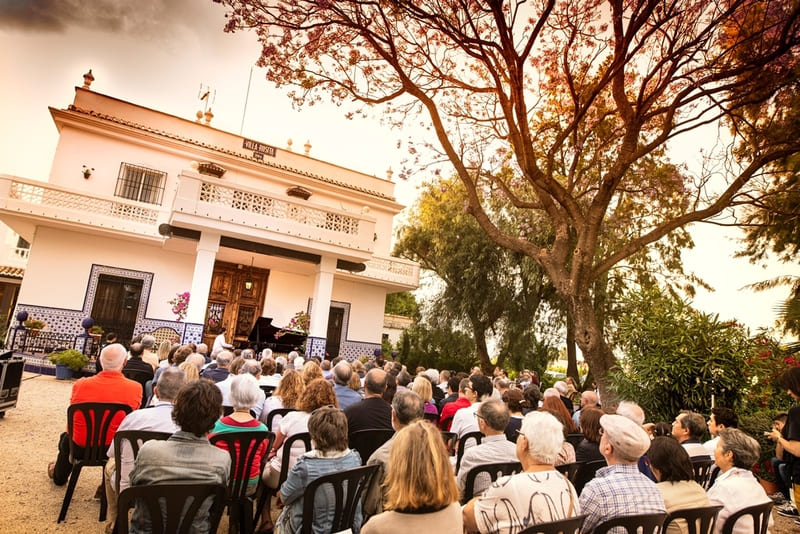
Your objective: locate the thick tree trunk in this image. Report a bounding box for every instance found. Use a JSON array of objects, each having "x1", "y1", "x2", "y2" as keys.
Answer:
[
  {"x1": 569, "y1": 294, "x2": 618, "y2": 405},
  {"x1": 565, "y1": 312, "x2": 579, "y2": 384}
]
